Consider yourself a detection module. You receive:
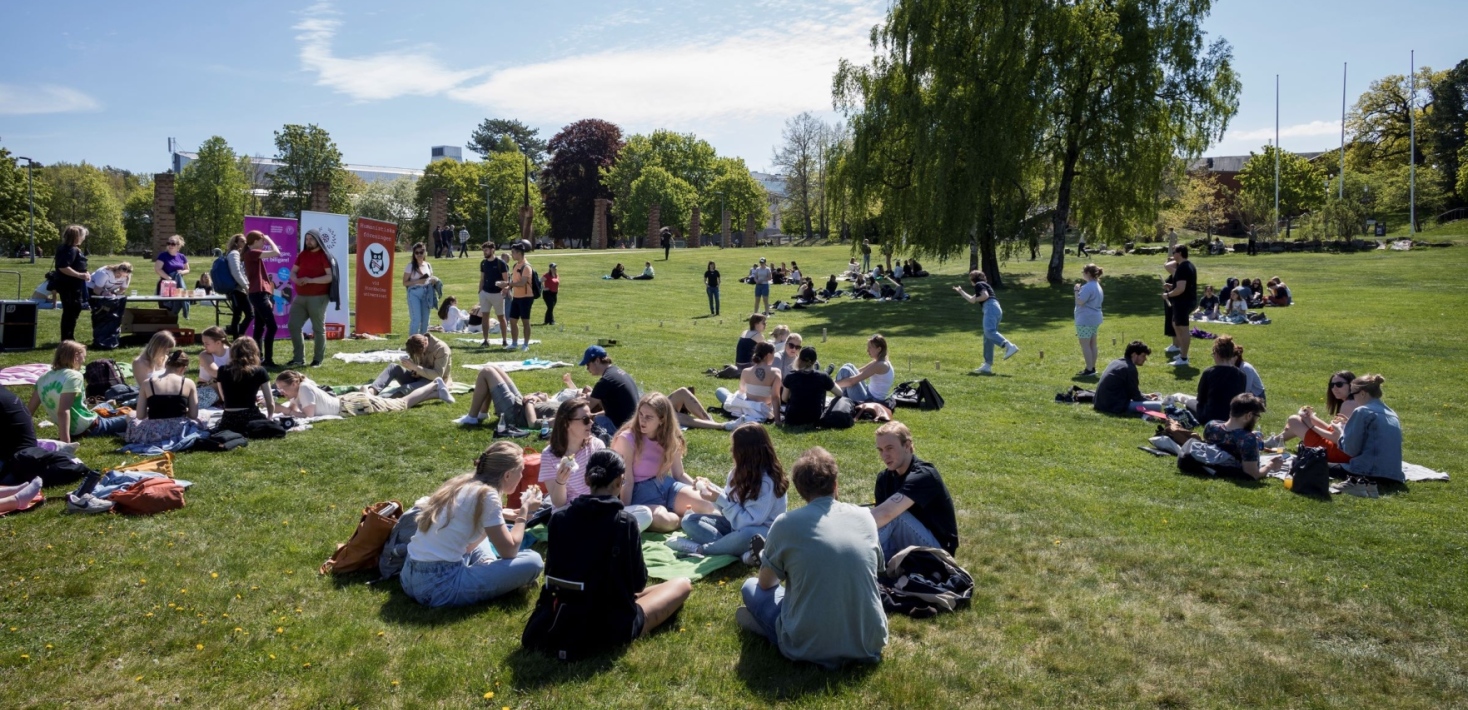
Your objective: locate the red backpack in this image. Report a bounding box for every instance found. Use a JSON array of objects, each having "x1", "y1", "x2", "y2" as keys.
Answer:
[{"x1": 110, "y1": 477, "x2": 186, "y2": 515}]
